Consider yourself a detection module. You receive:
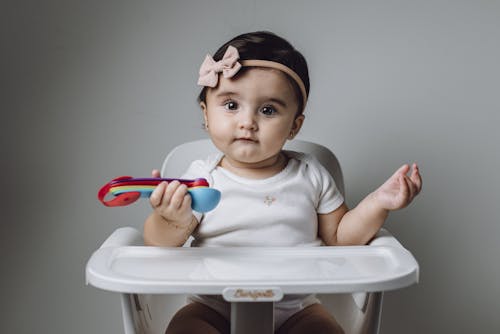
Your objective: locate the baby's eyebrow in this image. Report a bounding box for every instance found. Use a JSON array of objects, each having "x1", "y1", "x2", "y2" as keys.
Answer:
[
  {"x1": 267, "y1": 97, "x2": 288, "y2": 108},
  {"x1": 213, "y1": 91, "x2": 238, "y2": 99}
]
